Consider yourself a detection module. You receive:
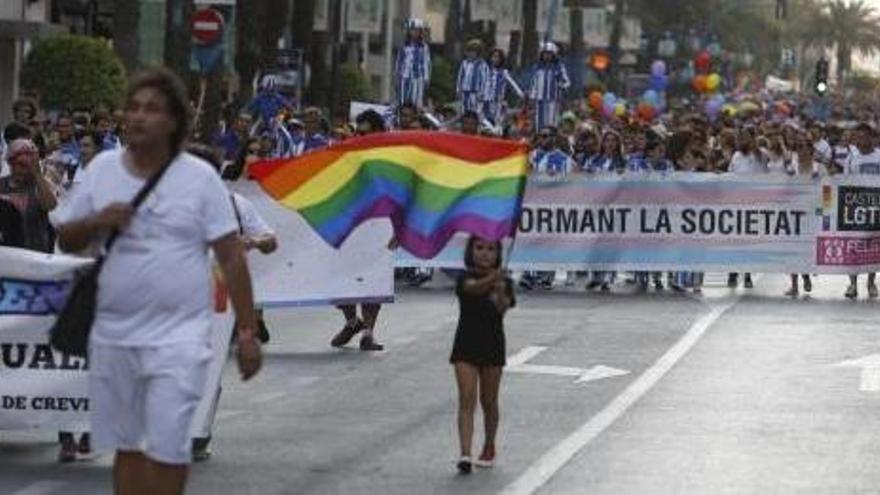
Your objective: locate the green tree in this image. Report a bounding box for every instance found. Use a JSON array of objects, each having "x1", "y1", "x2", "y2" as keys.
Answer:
[
  {"x1": 113, "y1": 0, "x2": 140, "y2": 73},
  {"x1": 822, "y1": 0, "x2": 880, "y2": 85},
  {"x1": 849, "y1": 71, "x2": 880, "y2": 94},
  {"x1": 21, "y1": 35, "x2": 127, "y2": 111},
  {"x1": 427, "y1": 56, "x2": 456, "y2": 107},
  {"x1": 336, "y1": 63, "x2": 373, "y2": 115}
]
